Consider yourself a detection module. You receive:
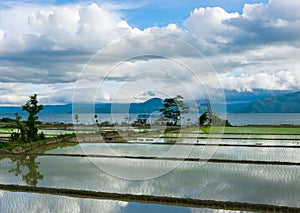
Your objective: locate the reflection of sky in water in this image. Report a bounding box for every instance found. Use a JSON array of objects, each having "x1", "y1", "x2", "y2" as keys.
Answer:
[
  {"x1": 0, "y1": 154, "x2": 300, "y2": 208},
  {"x1": 47, "y1": 143, "x2": 300, "y2": 162},
  {"x1": 0, "y1": 190, "x2": 254, "y2": 213},
  {"x1": 0, "y1": 190, "x2": 125, "y2": 213}
]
